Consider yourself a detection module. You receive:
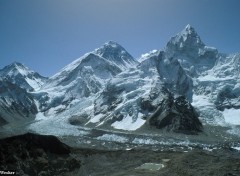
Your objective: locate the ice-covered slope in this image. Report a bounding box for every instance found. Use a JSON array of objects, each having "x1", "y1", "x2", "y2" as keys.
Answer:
[
  {"x1": 37, "y1": 54, "x2": 121, "y2": 116},
  {"x1": 78, "y1": 50, "x2": 193, "y2": 131},
  {"x1": 38, "y1": 42, "x2": 138, "y2": 116},
  {"x1": 0, "y1": 62, "x2": 47, "y2": 91},
  {"x1": 193, "y1": 53, "x2": 240, "y2": 125}
]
